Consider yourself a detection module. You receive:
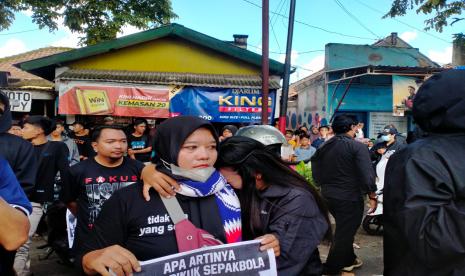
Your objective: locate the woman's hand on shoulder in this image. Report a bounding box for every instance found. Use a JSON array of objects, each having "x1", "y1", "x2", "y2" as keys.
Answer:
[
  {"x1": 256, "y1": 233, "x2": 280, "y2": 257},
  {"x1": 141, "y1": 163, "x2": 180, "y2": 201},
  {"x1": 82, "y1": 245, "x2": 140, "y2": 276}
]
